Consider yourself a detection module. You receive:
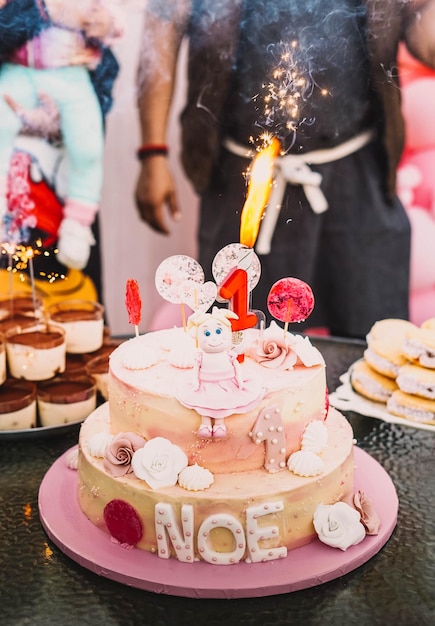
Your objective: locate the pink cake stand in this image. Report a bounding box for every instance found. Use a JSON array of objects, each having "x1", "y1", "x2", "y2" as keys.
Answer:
[{"x1": 38, "y1": 447, "x2": 398, "y2": 599}]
